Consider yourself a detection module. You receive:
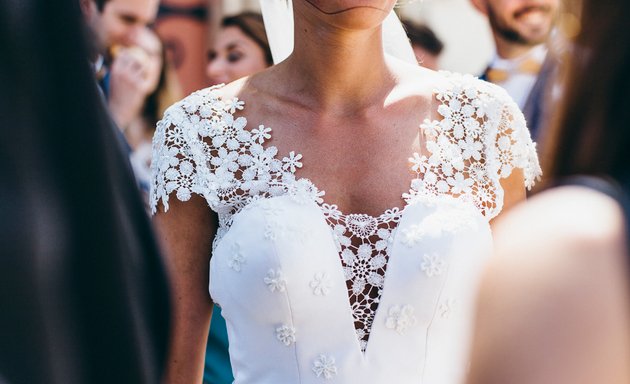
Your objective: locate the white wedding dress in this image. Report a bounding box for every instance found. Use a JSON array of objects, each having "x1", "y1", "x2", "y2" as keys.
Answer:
[{"x1": 151, "y1": 72, "x2": 541, "y2": 384}]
